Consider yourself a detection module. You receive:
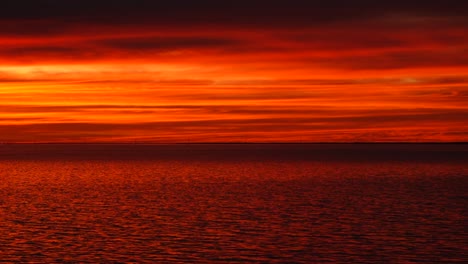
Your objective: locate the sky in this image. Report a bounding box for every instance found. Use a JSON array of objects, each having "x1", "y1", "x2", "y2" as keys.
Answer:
[{"x1": 0, "y1": 0, "x2": 467, "y2": 142}]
